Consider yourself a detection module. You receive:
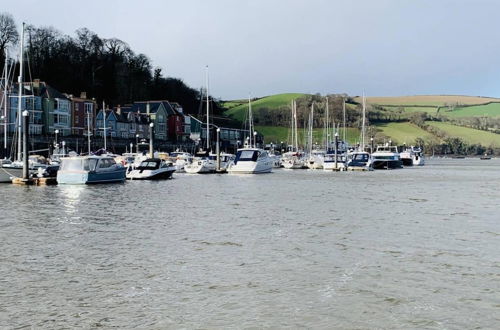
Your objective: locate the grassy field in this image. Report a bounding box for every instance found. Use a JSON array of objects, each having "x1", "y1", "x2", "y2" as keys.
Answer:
[
  {"x1": 382, "y1": 105, "x2": 441, "y2": 114},
  {"x1": 224, "y1": 93, "x2": 306, "y2": 121},
  {"x1": 356, "y1": 95, "x2": 500, "y2": 106},
  {"x1": 375, "y1": 122, "x2": 437, "y2": 145},
  {"x1": 255, "y1": 126, "x2": 360, "y2": 145},
  {"x1": 442, "y1": 103, "x2": 500, "y2": 118},
  {"x1": 426, "y1": 121, "x2": 500, "y2": 146}
]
